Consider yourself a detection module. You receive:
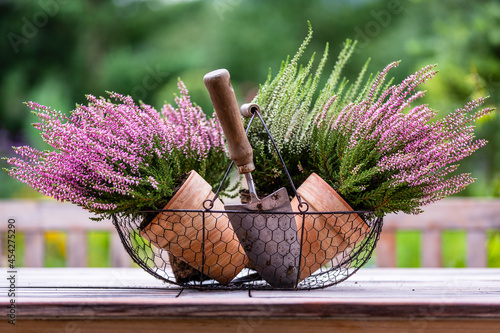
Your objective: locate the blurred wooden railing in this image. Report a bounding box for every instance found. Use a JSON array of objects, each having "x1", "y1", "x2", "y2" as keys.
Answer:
[
  {"x1": 1, "y1": 198, "x2": 499, "y2": 268},
  {"x1": 379, "y1": 198, "x2": 500, "y2": 267},
  {"x1": 0, "y1": 200, "x2": 129, "y2": 267}
]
